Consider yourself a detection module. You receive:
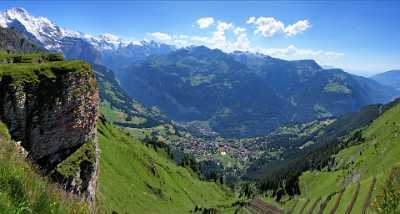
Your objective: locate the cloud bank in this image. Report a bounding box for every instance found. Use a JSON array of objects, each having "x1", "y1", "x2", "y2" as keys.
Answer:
[
  {"x1": 246, "y1": 16, "x2": 310, "y2": 37},
  {"x1": 146, "y1": 16, "x2": 342, "y2": 65}
]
